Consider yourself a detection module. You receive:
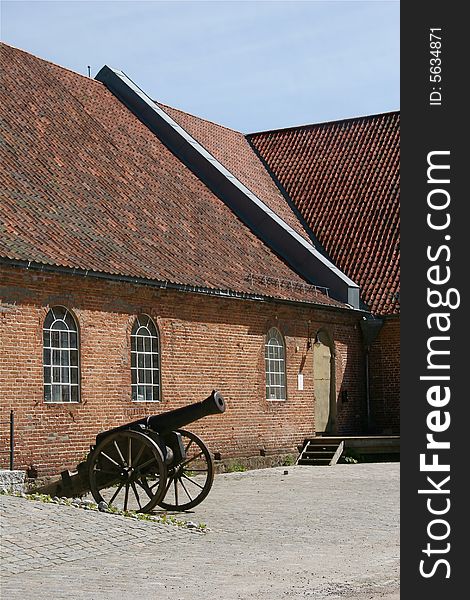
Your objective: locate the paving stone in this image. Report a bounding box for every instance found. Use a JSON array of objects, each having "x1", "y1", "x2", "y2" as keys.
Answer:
[{"x1": 0, "y1": 464, "x2": 399, "y2": 599}]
